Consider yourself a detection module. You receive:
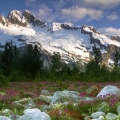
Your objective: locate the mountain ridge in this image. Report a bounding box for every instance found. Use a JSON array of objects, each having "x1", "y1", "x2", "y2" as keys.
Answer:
[{"x1": 0, "y1": 10, "x2": 120, "y2": 67}]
